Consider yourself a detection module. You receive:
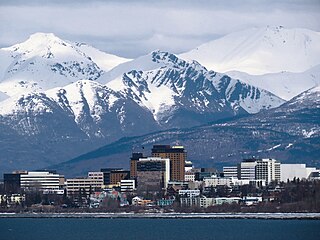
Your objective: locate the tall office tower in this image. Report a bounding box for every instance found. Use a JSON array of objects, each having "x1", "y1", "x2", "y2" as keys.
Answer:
[
  {"x1": 151, "y1": 145, "x2": 186, "y2": 181},
  {"x1": 136, "y1": 157, "x2": 170, "y2": 194},
  {"x1": 255, "y1": 159, "x2": 281, "y2": 184},
  {"x1": 130, "y1": 152, "x2": 144, "y2": 179}
]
